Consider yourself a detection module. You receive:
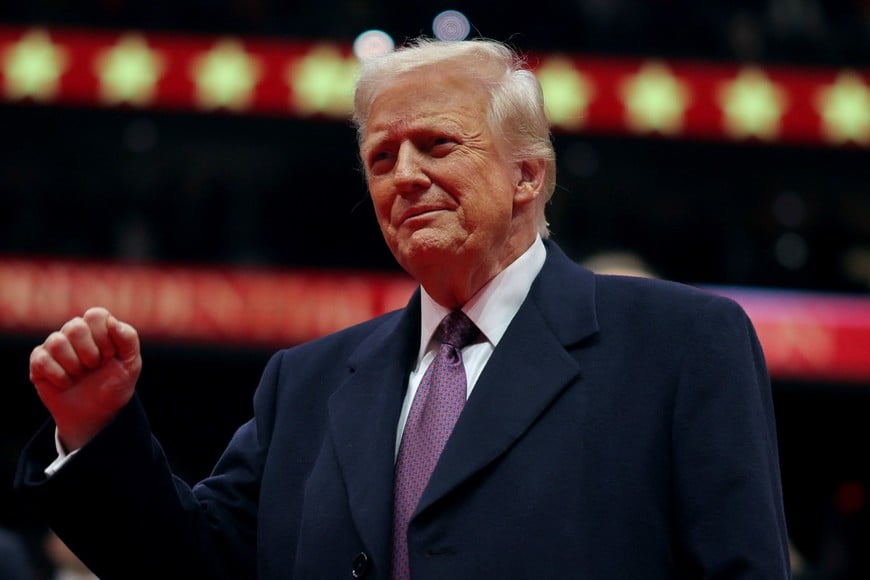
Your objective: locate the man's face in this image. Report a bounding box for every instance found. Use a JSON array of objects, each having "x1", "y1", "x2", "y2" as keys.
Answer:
[{"x1": 360, "y1": 65, "x2": 522, "y2": 284}]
